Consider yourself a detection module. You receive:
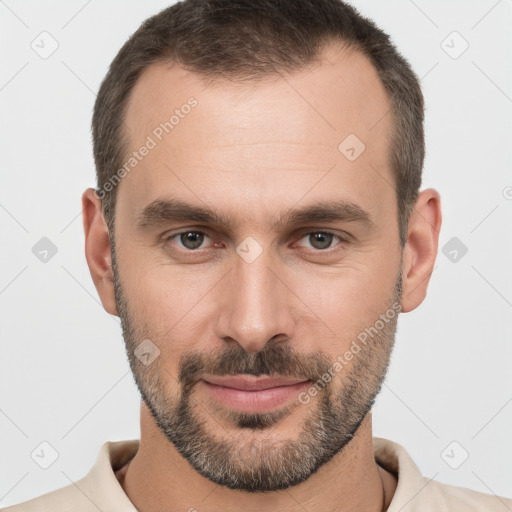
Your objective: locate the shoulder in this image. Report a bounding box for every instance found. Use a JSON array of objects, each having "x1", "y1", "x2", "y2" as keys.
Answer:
[
  {"x1": 373, "y1": 437, "x2": 512, "y2": 512},
  {"x1": 0, "y1": 482, "x2": 93, "y2": 512},
  {"x1": 421, "y1": 477, "x2": 512, "y2": 511},
  {"x1": 1, "y1": 440, "x2": 139, "y2": 512}
]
